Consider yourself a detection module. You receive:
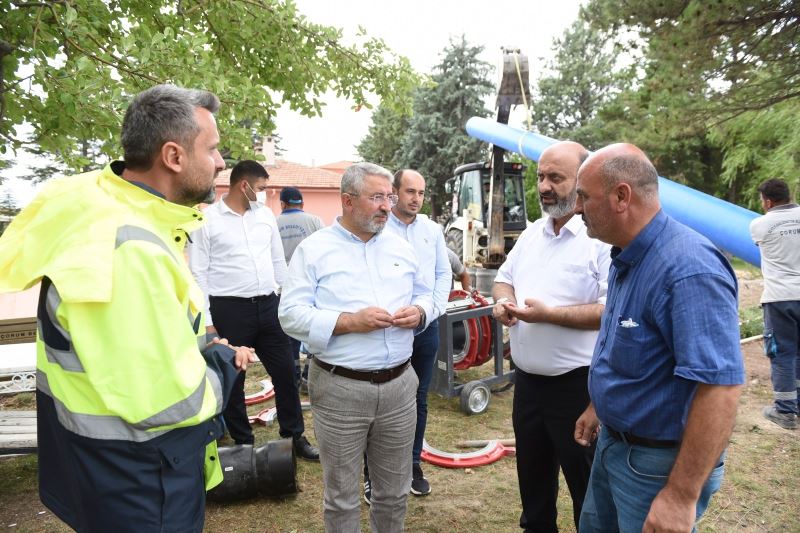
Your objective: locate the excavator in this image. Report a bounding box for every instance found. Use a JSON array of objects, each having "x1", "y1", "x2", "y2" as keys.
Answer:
[
  {"x1": 432, "y1": 49, "x2": 532, "y2": 416},
  {"x1": 442, "y1": 48, "x2": 531, "y2": 288}
]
